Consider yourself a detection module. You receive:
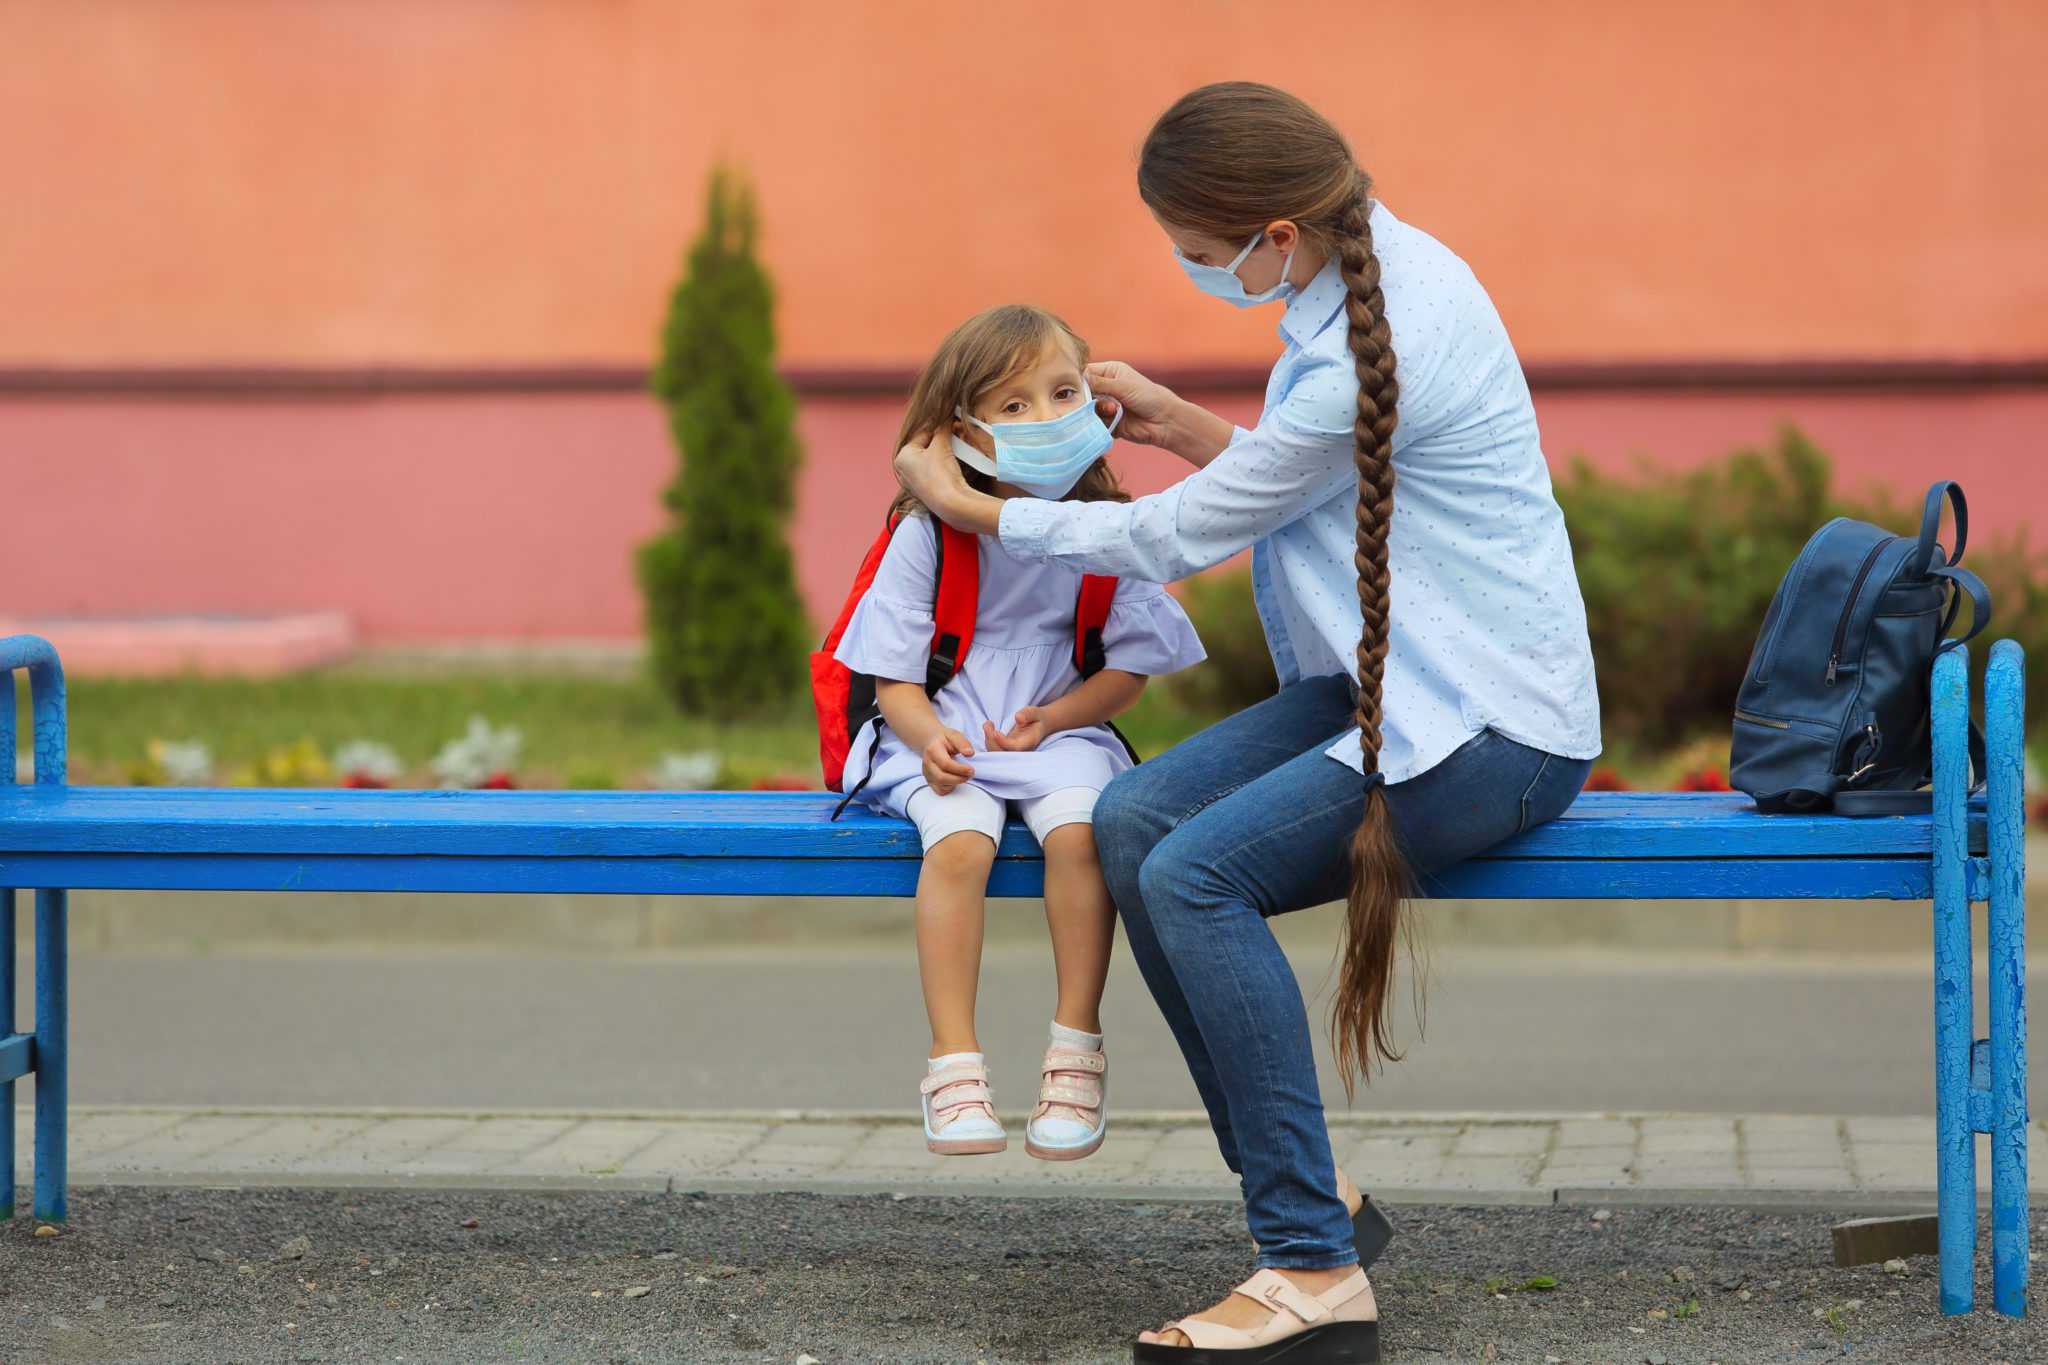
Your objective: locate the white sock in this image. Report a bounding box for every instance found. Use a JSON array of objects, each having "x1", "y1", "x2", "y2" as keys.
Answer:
[
  {"x1": 929, "y1": 1051, "x2": 983, "y2": 1072},
  {"x1": 1048, "y1": 1021, "x2": 1103, "y2": 1053}
]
